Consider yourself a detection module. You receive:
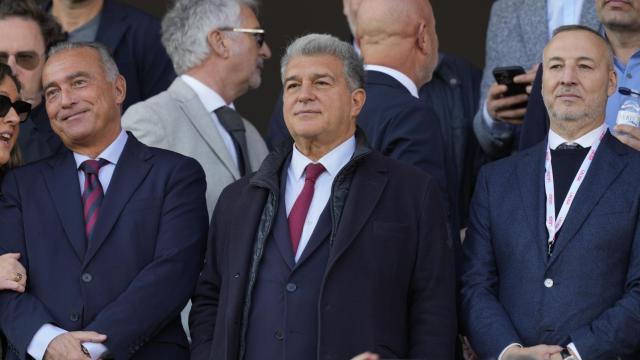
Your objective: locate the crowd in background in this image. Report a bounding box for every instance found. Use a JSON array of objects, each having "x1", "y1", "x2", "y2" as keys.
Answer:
[{"x1": 0, "y1": 0, "x2": 639, "y2": 359}]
